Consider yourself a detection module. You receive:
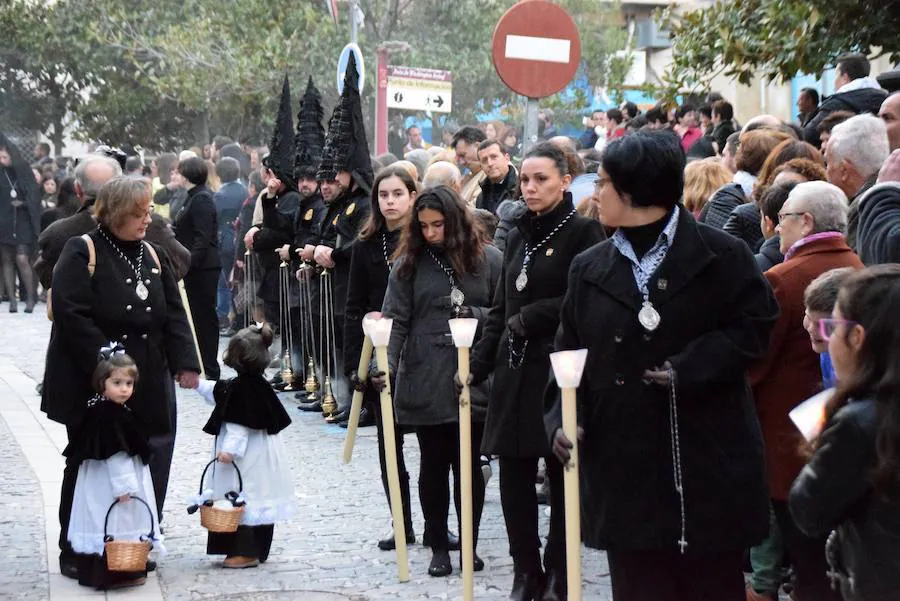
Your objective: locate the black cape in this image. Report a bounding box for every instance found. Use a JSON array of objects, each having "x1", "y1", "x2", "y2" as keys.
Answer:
[
  {"x1": 62, "y1": 399, "x2": 152, "y2": 464},
  {"x1": 202, "y1": 373, "x2": 292, "y2": 436}
]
